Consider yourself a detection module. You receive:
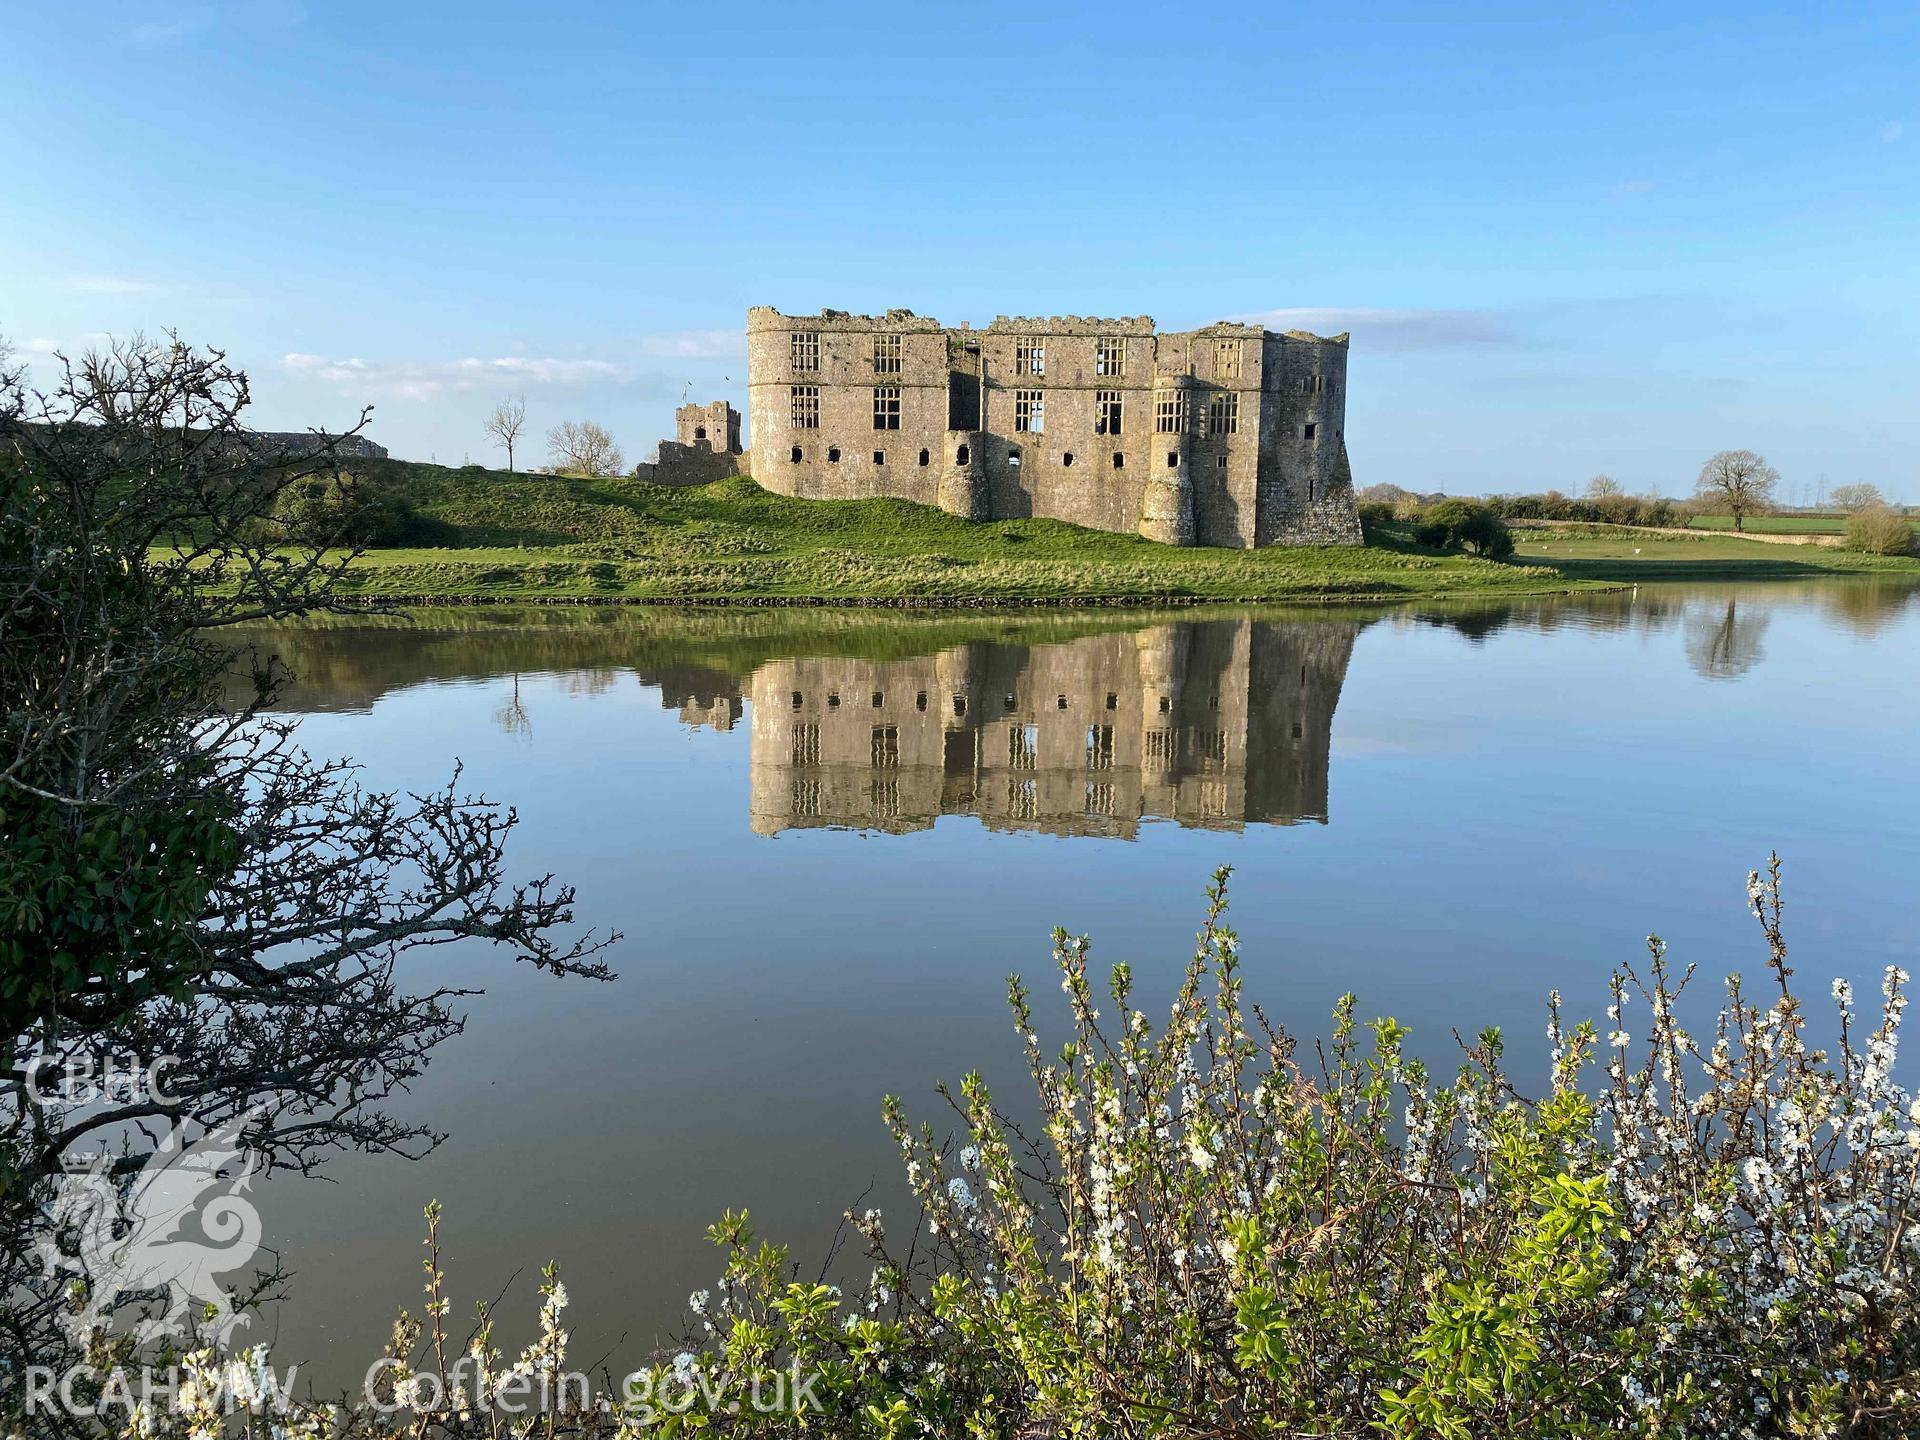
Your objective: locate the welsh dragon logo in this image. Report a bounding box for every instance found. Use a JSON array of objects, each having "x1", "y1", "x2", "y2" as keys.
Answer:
[{"x1": 38, "y1": 1111, "x2": 264, "y2": 1345}]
